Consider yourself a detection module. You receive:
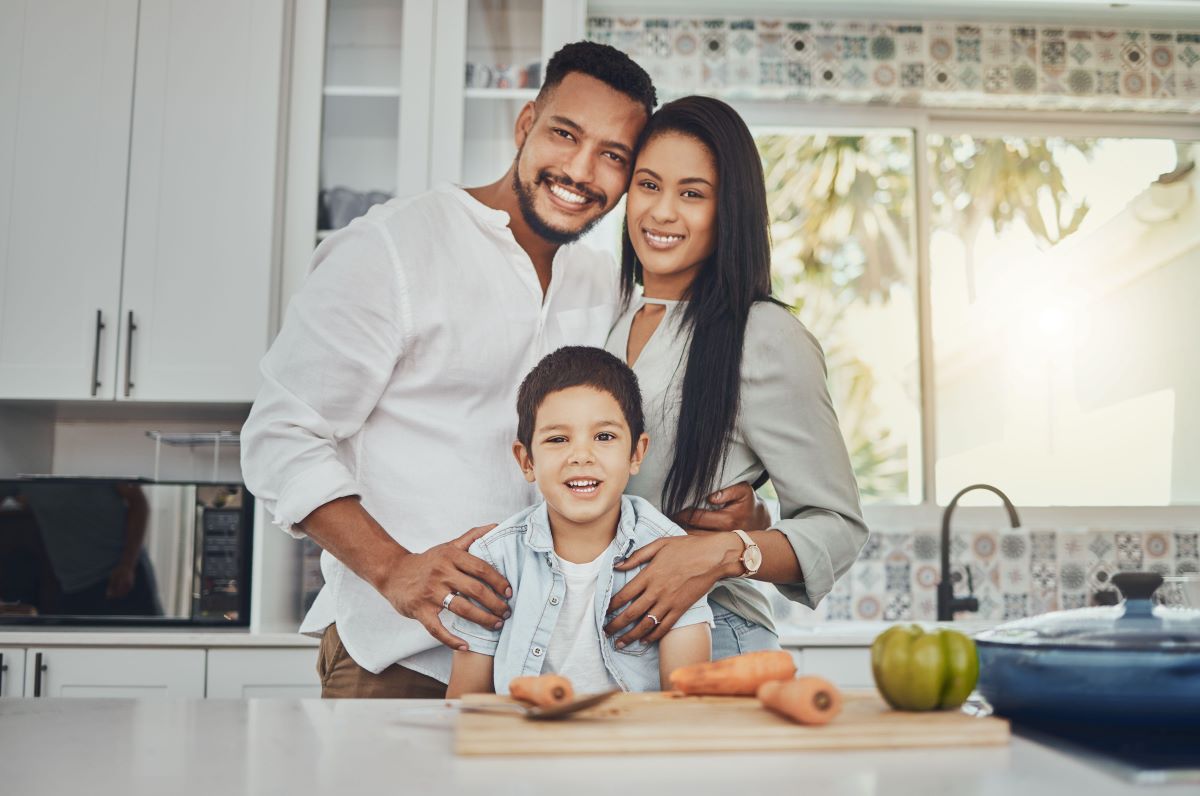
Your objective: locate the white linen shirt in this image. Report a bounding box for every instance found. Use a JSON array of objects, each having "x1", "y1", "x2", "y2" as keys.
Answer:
[{"x1": 240, "y1": 184, "x2": 619, "y2": 677}]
